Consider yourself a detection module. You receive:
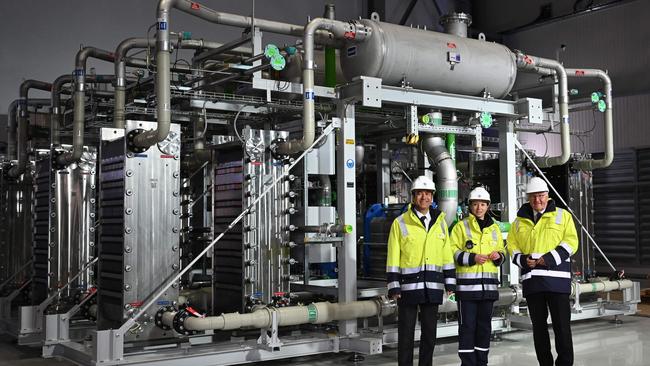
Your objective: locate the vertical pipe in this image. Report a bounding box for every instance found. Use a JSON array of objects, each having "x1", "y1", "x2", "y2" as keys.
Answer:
[
  {"x1": 56, "y1": 47, "x2": 115, "y2": 167},
  {"x1": 7, "y1": 100, "x2": 19, "y2": 160},
  {"x1": 9, "y1": 80, "x2": 53, "y2": 178},
  {"x1": 324, "y1": 4, "x2": 337, "y2": 88},
  {"x1": 422, "y1": 136, "x2": 458, "y2": 227},
  {"x1": 515, "y1": 51, "x2": 570, "y2": 168},
  {"x1": 446, "y1": 133, "x2": 456, "y2": 163},
  {"x1": 566, "y1": 69, "x2": 613, "y2": 170}
]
